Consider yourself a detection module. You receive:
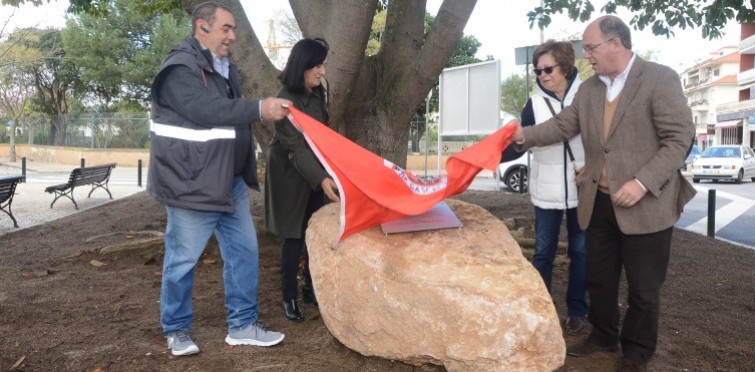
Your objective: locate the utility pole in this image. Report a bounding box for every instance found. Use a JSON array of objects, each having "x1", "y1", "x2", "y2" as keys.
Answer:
[{"x1": 539, "y1": 0, "x2": 545, "y2": 43}]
